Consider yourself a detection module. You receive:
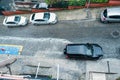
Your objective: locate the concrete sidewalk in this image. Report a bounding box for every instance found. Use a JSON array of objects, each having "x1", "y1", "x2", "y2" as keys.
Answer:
[
  {"x1": 86, "y1": 58, "x2": 120, "y2": 80},
  {"x1": 55, "y1": 8, "x2": 104, "y2": 20},
  {"x1": 21, "y1": 7, "x2": 105, "y2": 21}
]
